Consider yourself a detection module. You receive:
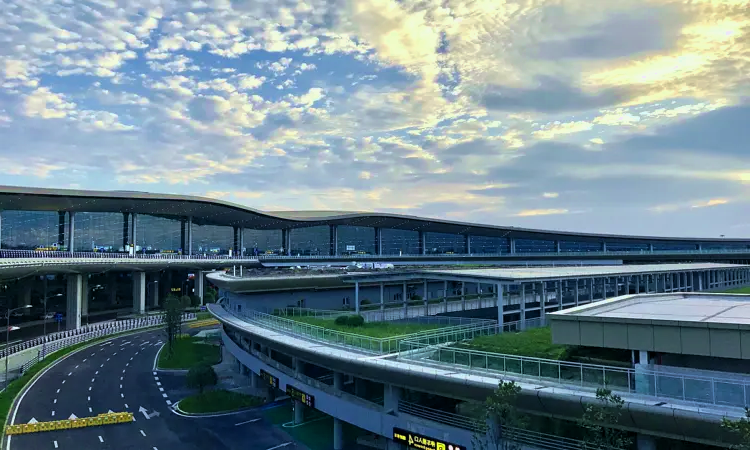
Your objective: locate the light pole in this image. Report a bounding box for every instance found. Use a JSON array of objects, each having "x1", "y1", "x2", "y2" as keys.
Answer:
[{"x1": 5, "y1": 304, "x2": 32, "y2": 388}]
